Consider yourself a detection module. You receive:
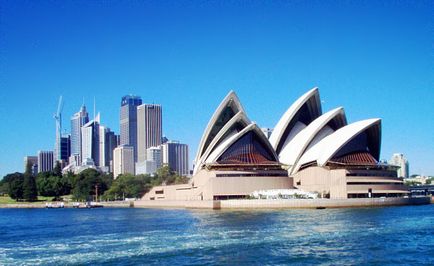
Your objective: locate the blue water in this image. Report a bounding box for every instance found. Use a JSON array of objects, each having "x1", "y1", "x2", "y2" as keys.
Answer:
[{"x1": 0, "y1": 205, "x2": 433, "y2": 265}]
